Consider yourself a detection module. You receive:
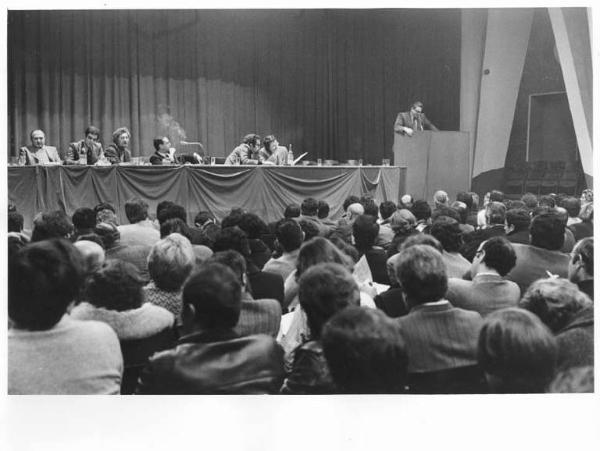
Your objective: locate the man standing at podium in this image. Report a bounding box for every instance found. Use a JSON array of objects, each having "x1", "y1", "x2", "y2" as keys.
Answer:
[{"x1": 394, "y1": 101, "x2": 438, "y2": 137}]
